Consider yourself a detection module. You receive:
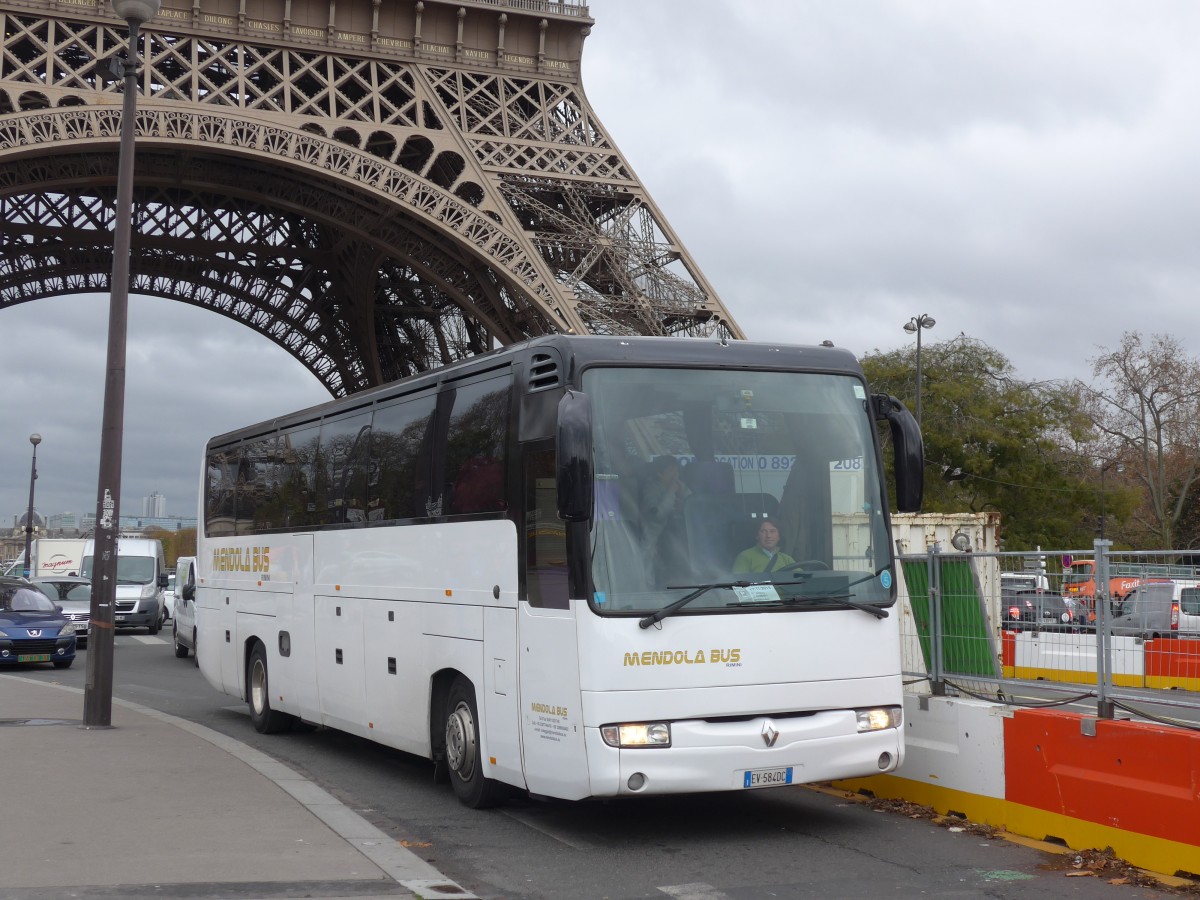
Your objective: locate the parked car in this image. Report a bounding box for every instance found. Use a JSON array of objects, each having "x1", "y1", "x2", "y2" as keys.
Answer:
[
  {"x1": 1002, "y1": 588, "x2": 1083, "y2": 630},
  {"x1": 30, "y1": 575, "x2": 93, "y2": 646},
  {"x1": 0, "y1": 575, "x2": 77, "y2": 668},
  {"x1": 172, "y1": 556, "x2": 198, "y2": 664}
]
